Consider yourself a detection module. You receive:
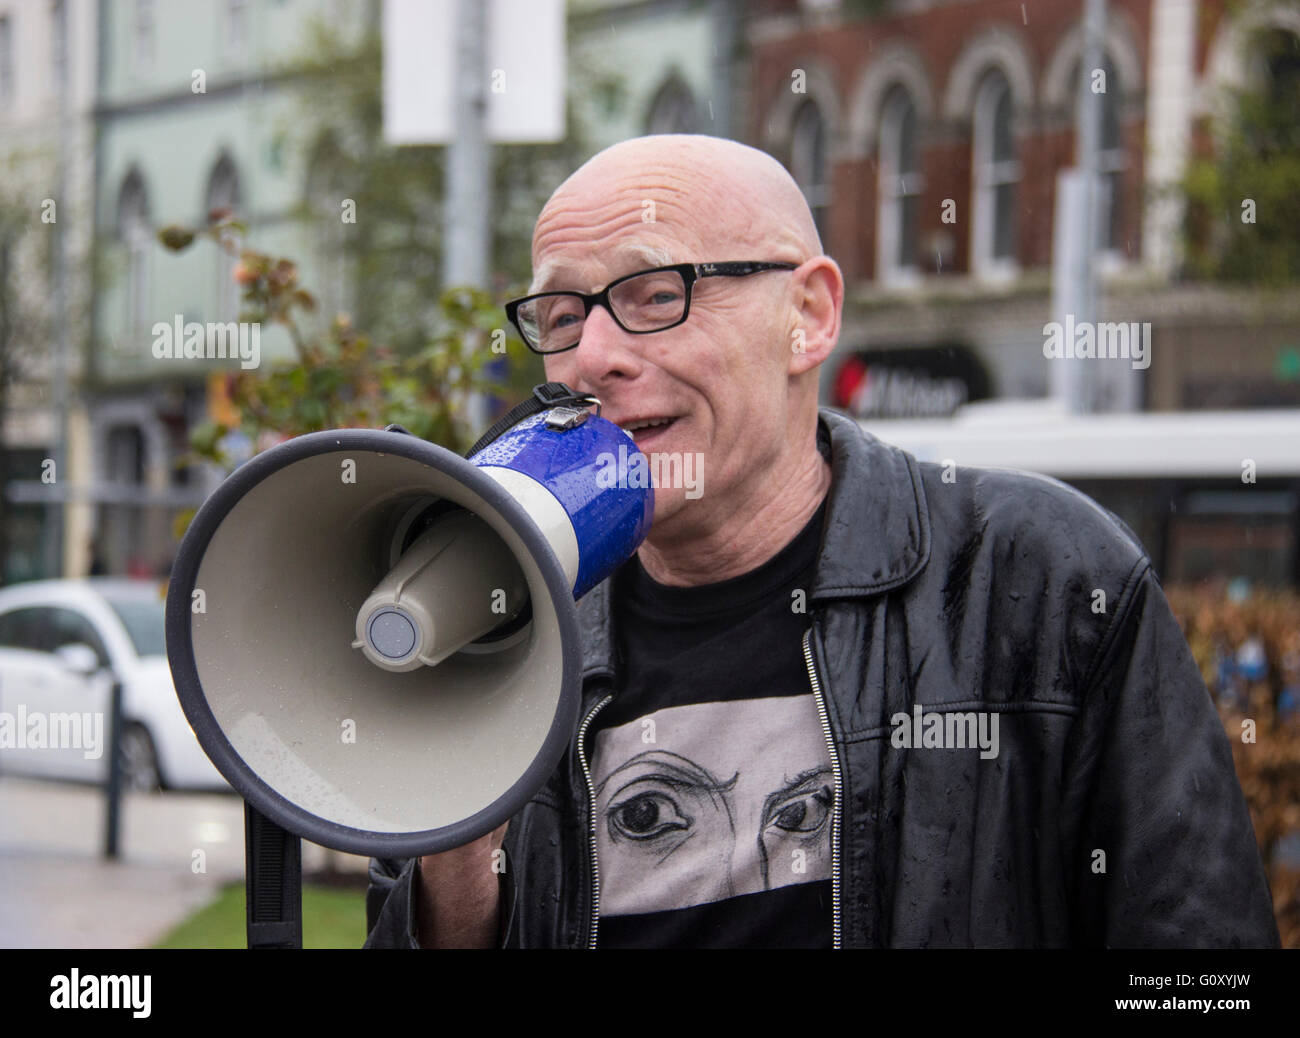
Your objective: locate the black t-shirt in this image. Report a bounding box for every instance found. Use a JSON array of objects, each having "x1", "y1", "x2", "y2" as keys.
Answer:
[{"x1": 589, "y1": 498, "x2": 833, "y2": 948}]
